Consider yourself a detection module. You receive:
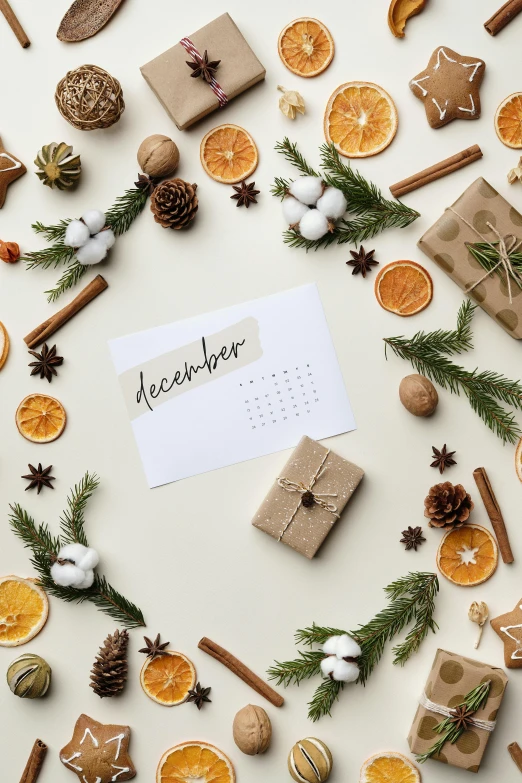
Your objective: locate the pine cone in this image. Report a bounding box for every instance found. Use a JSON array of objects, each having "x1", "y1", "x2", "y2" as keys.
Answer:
[
  {"x1": 150, "y1": 178, "x2": 198, "y2": 229},
  {"x1": 90, "y1": 629, "x2": 129, "y2": 697},
  {"x1": 424, "y1": 481, "x2": 474, "y2": 529}
]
